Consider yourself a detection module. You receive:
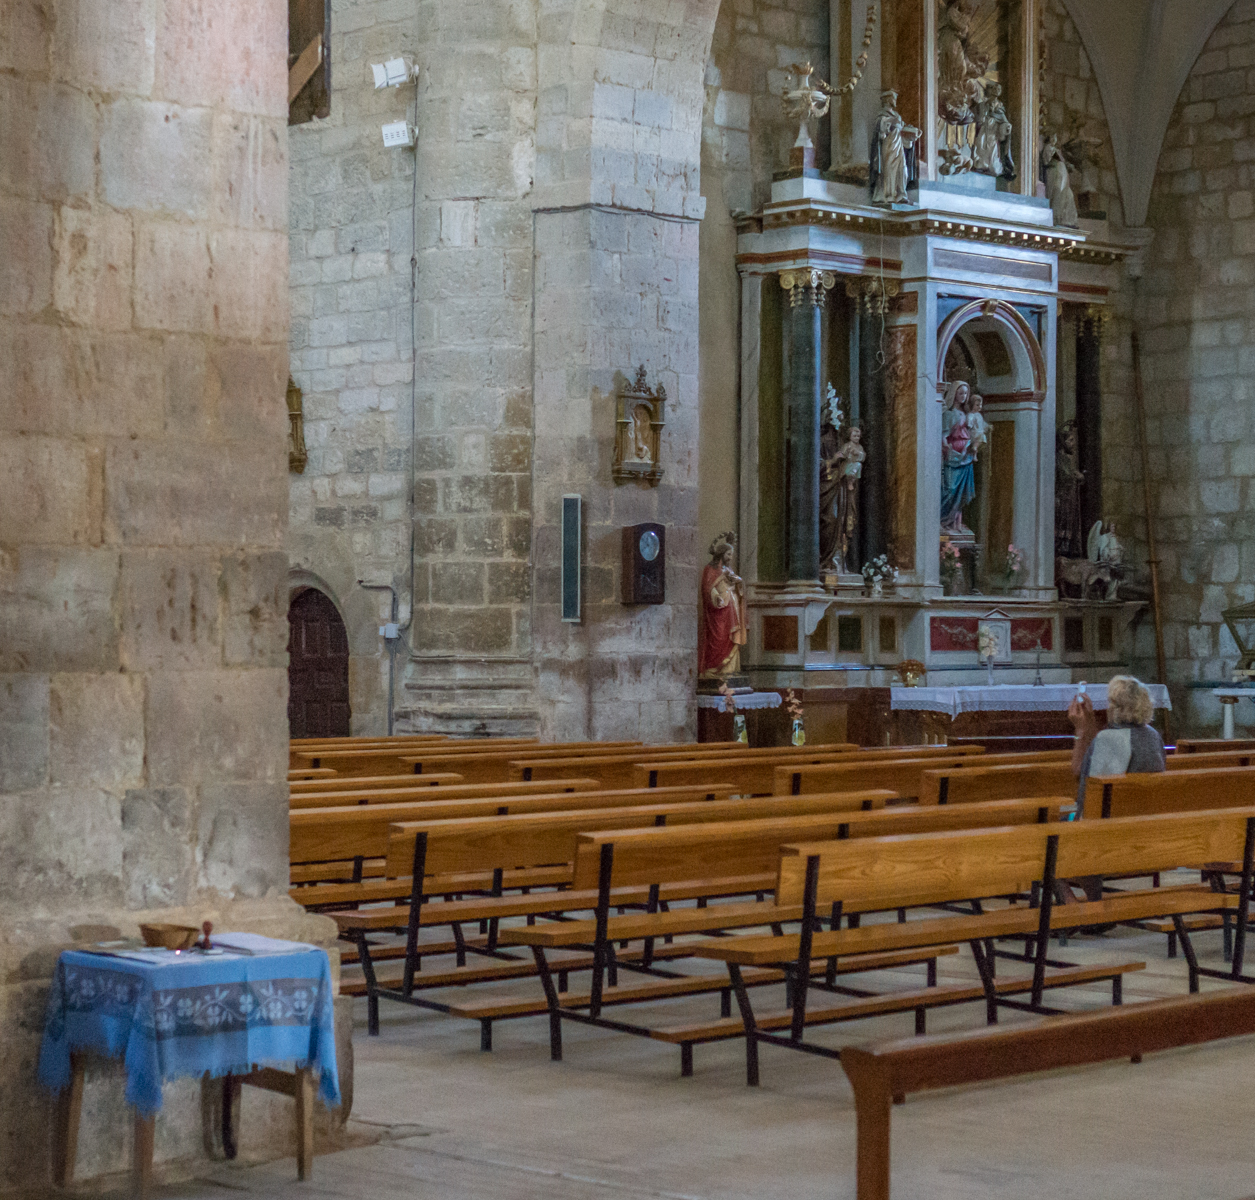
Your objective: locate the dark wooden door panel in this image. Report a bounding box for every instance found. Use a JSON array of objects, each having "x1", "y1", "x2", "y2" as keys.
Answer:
[{"x1": 288, "y1": 588, "x2": 350, "y2": 737}]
